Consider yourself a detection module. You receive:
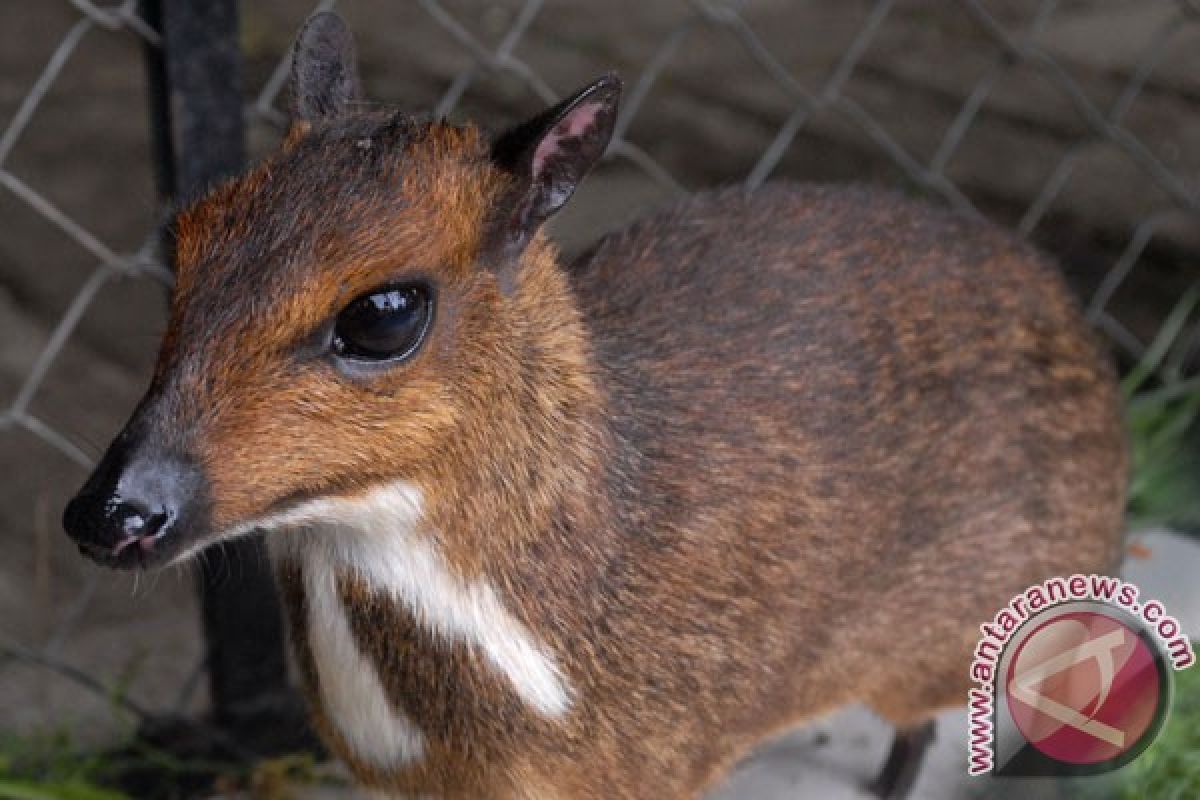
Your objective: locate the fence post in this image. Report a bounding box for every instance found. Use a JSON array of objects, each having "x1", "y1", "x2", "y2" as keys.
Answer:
[{"x1": 139, "y1": 0, "x2": 306, "y2": 749}]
